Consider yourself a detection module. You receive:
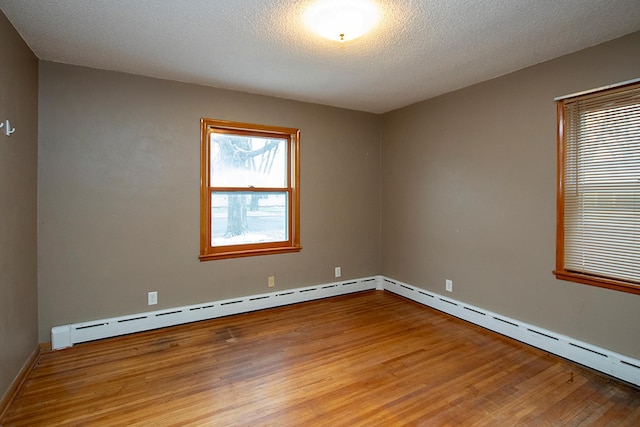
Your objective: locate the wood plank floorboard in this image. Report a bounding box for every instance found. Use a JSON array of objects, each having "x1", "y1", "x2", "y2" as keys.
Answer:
[{"x1": 2, "y1": 290, "x2": 639, "y2": 426}]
